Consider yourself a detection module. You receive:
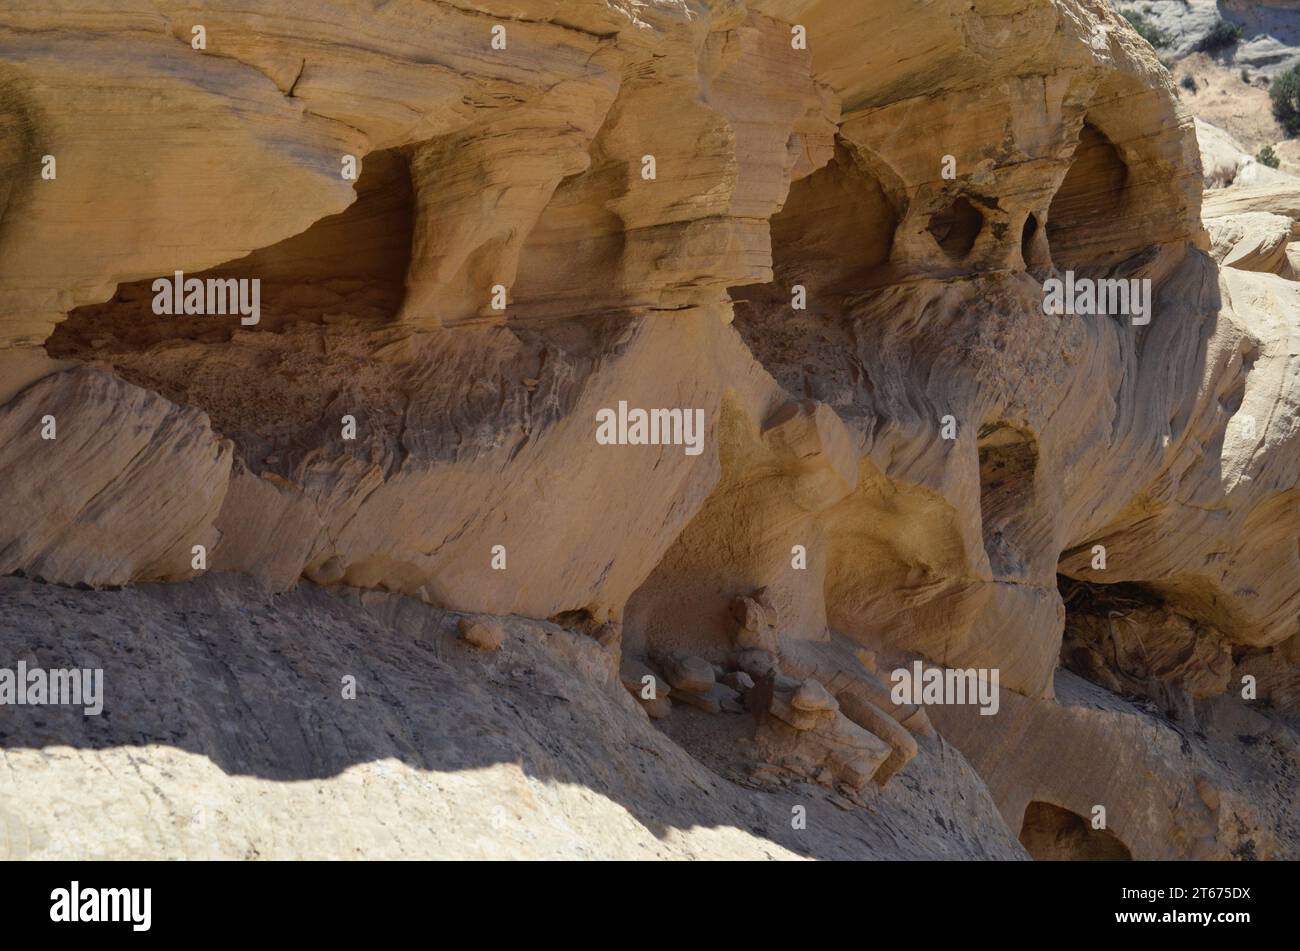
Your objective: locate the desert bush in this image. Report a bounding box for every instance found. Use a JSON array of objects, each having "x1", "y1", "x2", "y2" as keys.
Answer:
[
  {"x1": 1195, "y1": 19, "x2": 1243, "y2": 54},
  {"x1": 1122, "y1": 11, "x2": 1170, "y2": 49},
  {"x1": 1271, "y1": 66, "x2": 1300, "y2": 136}
]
